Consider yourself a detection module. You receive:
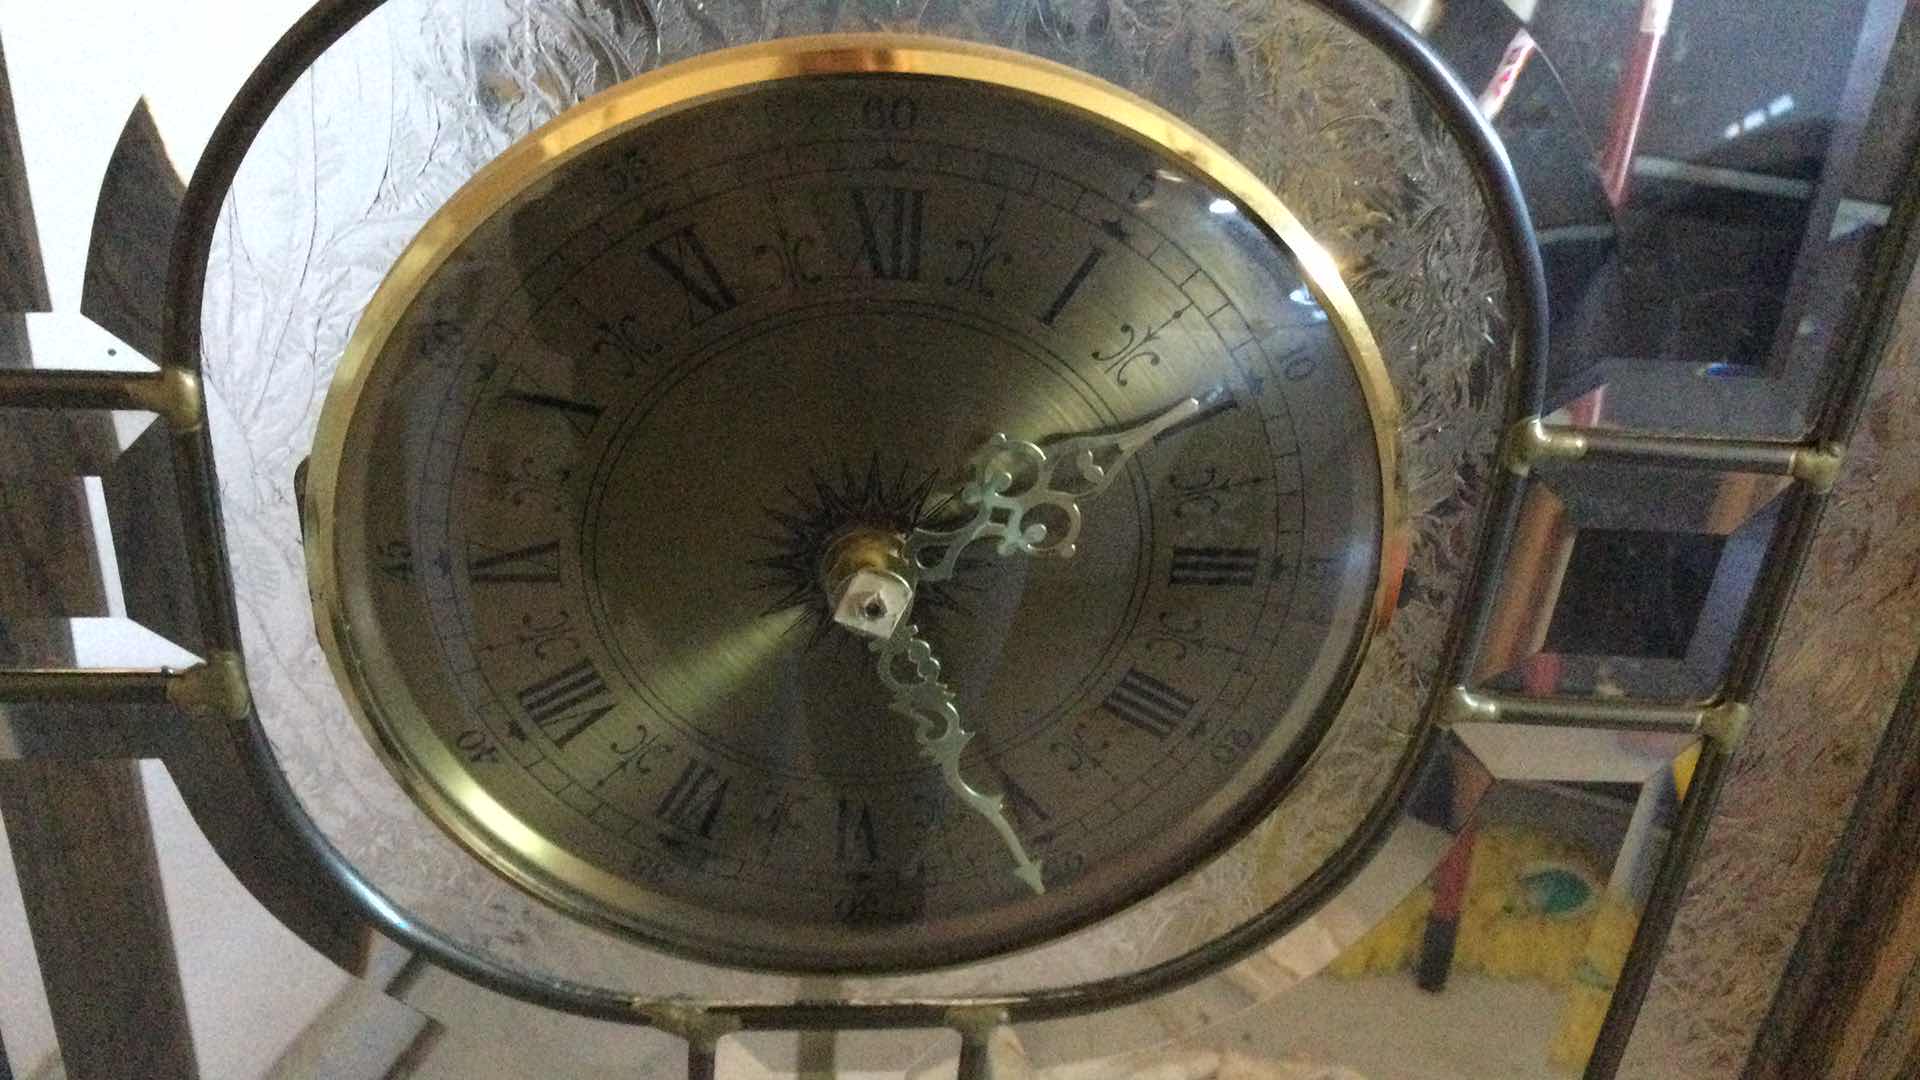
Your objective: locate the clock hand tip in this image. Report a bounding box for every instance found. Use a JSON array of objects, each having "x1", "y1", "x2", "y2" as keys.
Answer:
[{"x1": 1016, "y1": 860, "x2": 1046, "y2": 896}]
